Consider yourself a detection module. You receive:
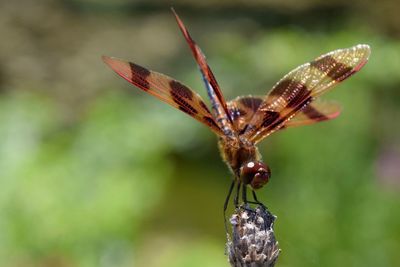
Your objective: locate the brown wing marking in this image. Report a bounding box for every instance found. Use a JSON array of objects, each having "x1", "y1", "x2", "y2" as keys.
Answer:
[
  {"x1": 241, "y1": 44, "x2": 370, "y2": 143},
  {"x1": 281, "y1": 101, "x2": 341, "y2": 128},
  {"x1": 227, "y1": 96, "x2": 263, "y2": 133},
  {"x1": 102, "y1": 56, "x2": 223, "y2": 135},
  {"x1": 172, "y1": 9, "x2": 234, "y2": 136},
  {"x1": 229, "y1": 96, "x2": 341, "y2": 131}
]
